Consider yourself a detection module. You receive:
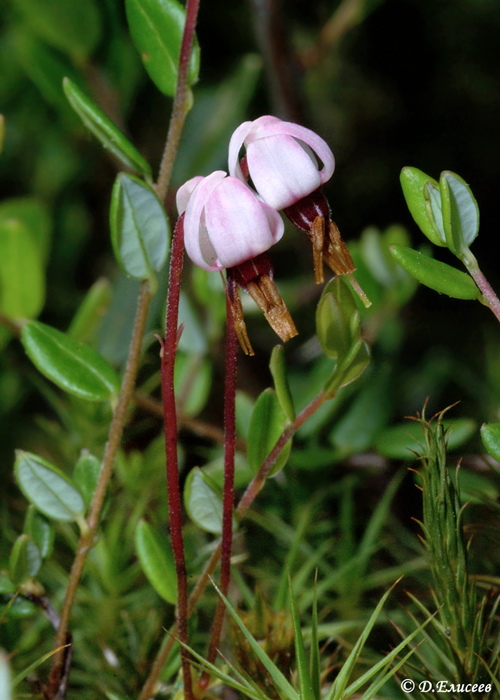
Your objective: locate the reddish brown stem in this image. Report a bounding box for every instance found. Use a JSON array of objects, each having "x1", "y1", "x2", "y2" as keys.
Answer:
[
  {"x1": 161, "y1": 214, "x2": 193, "y2": 700},
  {"x1": 200, "y1": 274, "x2": 239, "y2": 688}
]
